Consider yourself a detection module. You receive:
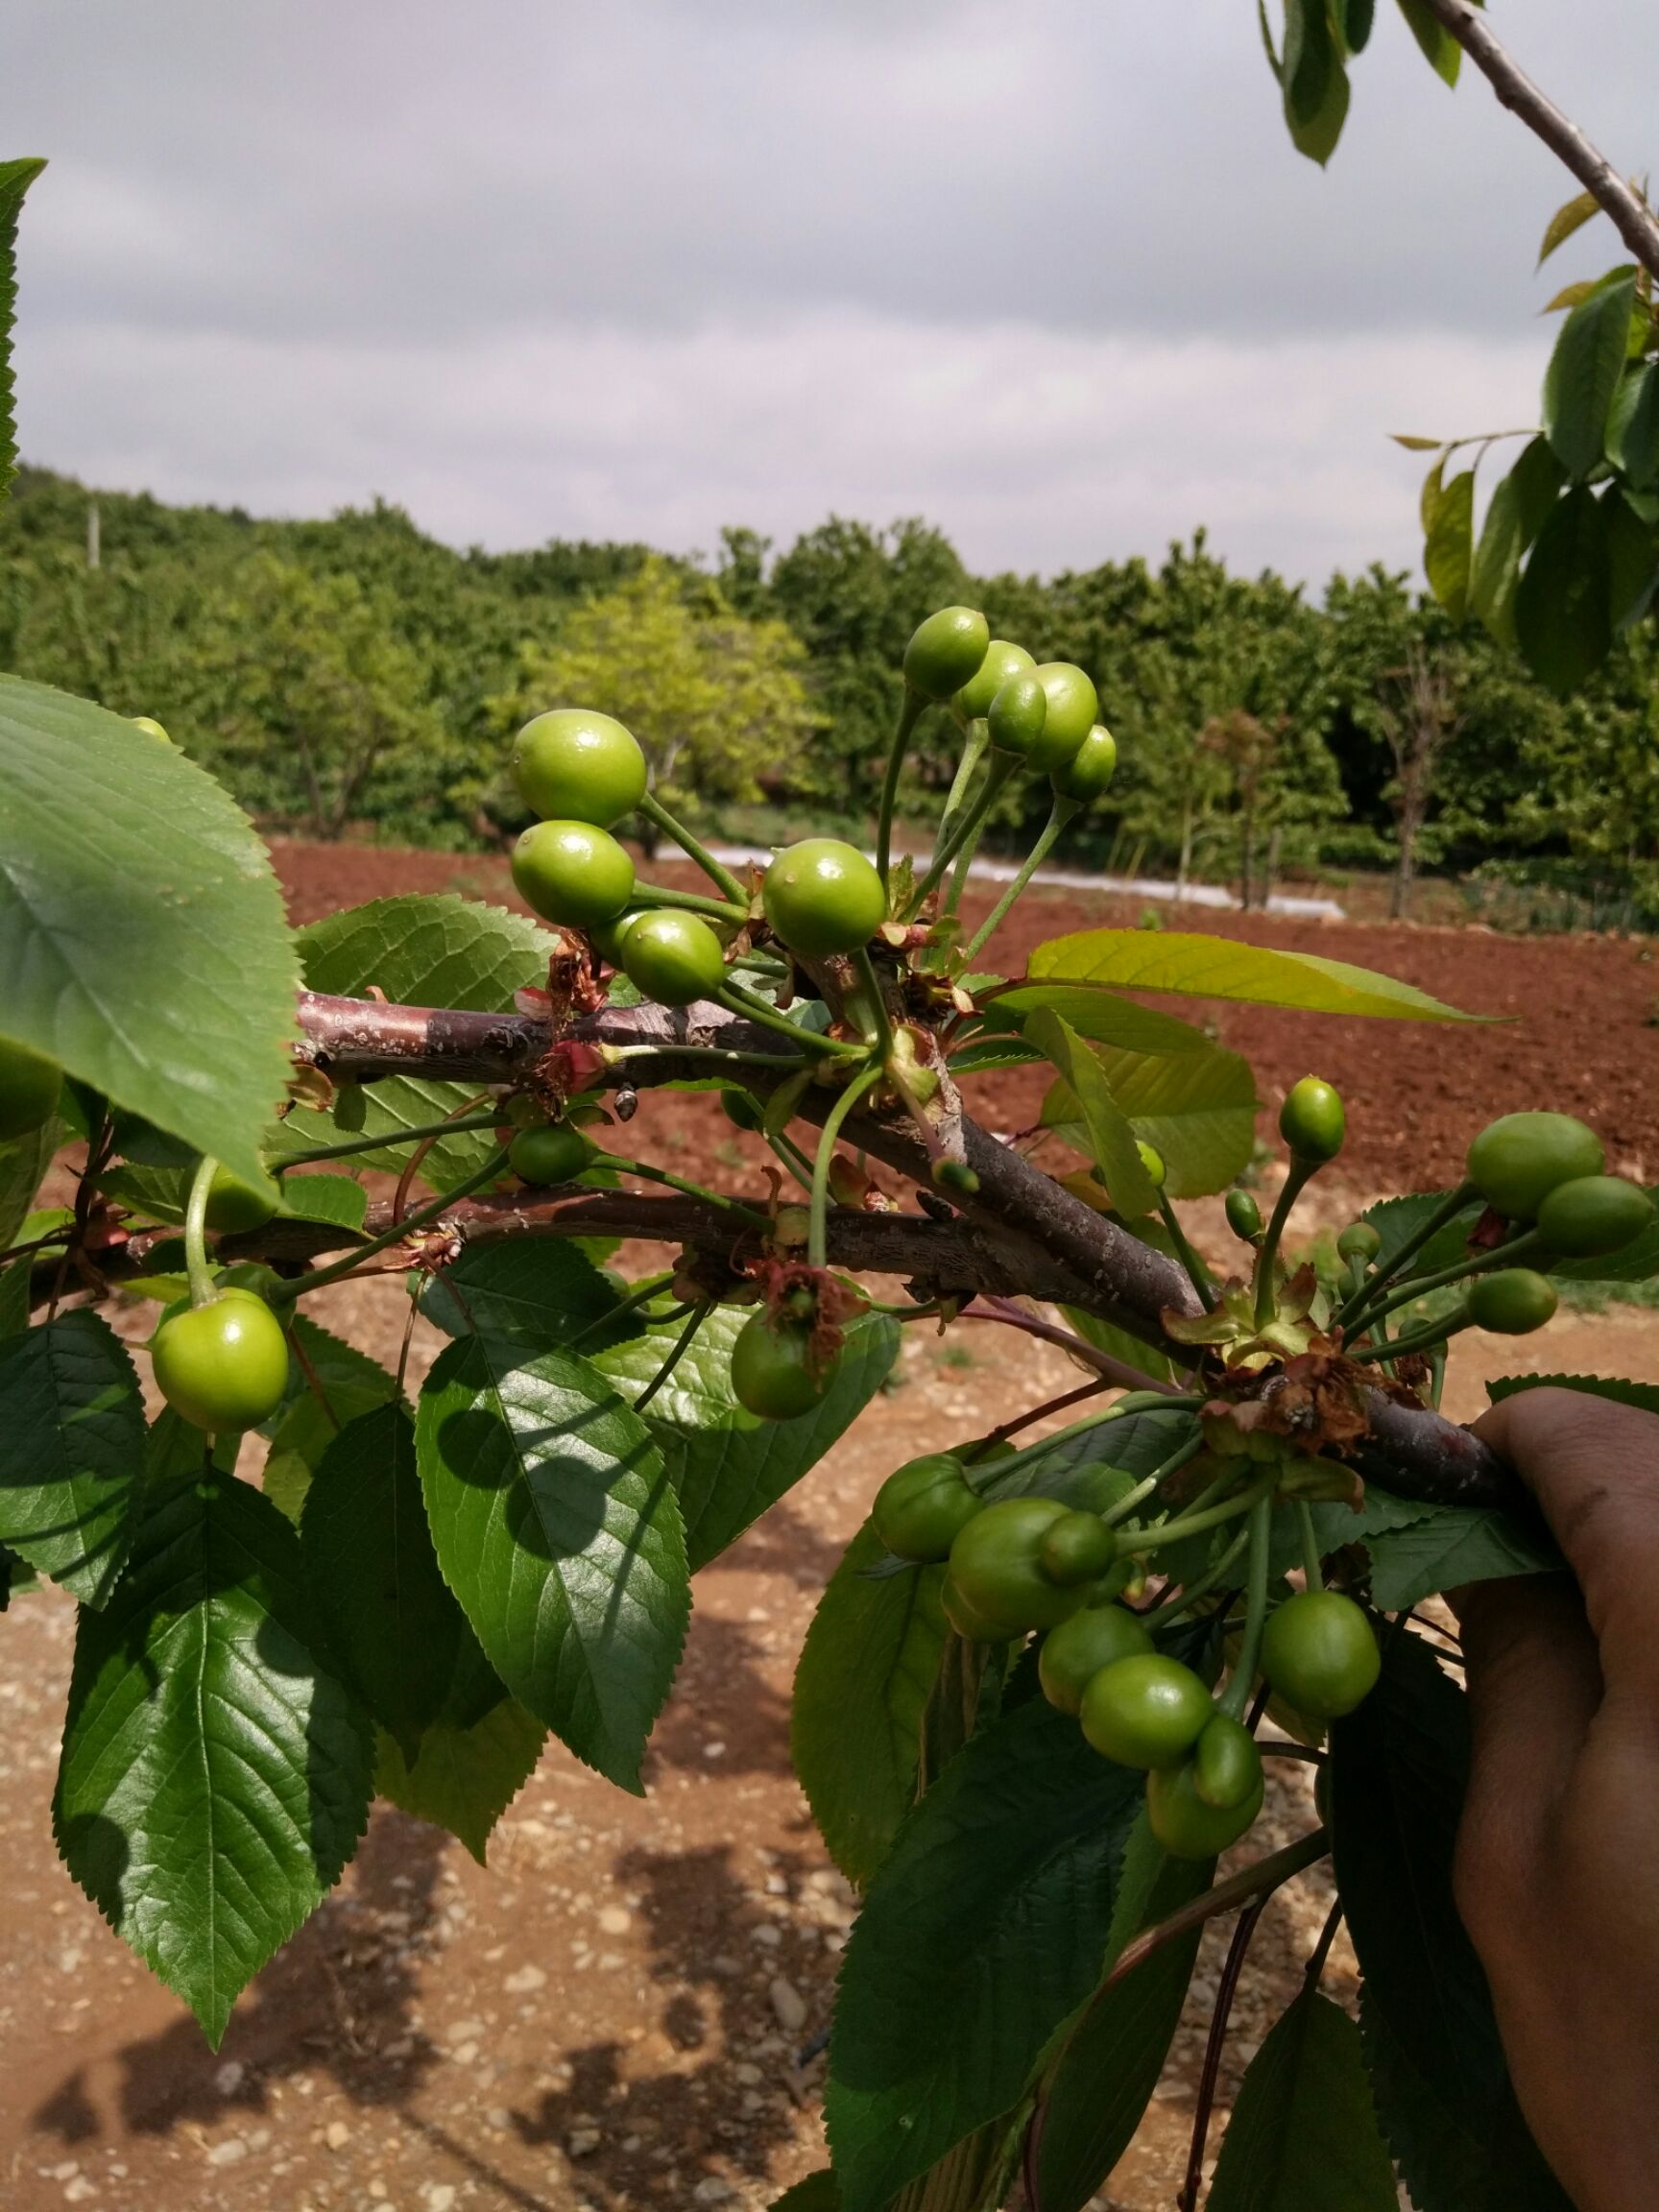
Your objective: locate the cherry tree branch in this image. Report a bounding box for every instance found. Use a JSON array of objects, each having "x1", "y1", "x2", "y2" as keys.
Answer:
[
  {"x1": 289, "y1": 990, "x2": 1523, "y2": 1511},
  {"x1": 1420, "y1": 0, "x2": 1659, "y2": 281}
]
